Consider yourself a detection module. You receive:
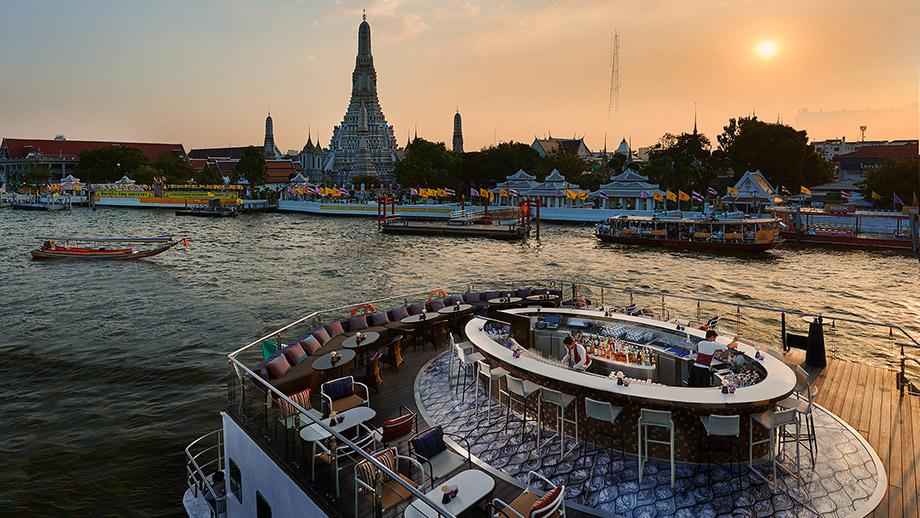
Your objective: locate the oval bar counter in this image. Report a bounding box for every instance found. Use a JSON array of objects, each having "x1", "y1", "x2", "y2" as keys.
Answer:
[{"x1": 465, "y1": 307, "x2": 798, "y2": 462}]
